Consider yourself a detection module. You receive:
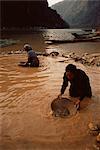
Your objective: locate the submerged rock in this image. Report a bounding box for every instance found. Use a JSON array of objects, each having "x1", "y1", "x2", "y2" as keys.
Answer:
[
  {"x1": 97, "y1": 133, "x2": 100, "y2": 143},
  {"x1": 93, "y1": 144, "x2": 100, "y2": 150},
  {"x1": 88, "y1": 122, "x2": 100, "y2": 136},
  {"x1": 49, "y1": 51, "x2": 59, "y2": 57},
  {"x1": 89, "y1": 130, "x2": 99, "y2": 136},
  {"x1": 88, "y1": 122, "x2": 99, "y2": 131}
]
